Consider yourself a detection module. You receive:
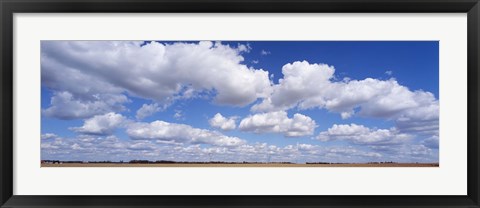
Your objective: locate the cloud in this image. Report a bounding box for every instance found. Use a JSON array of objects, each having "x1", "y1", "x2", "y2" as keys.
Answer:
[
  {"x1": 70, "y1": 112, "x2": 126, "y2": 135},
  {"x1": 422, "y1": 135, "x2": 439, "y2": 149},
  {"x1": 42, "y1": 91, "x2": 129, "y2": 120},
  {"x1": 325, "y1": 146, "x2": 382, "y2": 158},
  {"x1": 239, "y1": 111, "x2": 316, "y2": 137},
  {"x1": 251, "y1": 61, "x2": 336, "y2": 112},
  {"x1": 42, "y1": 135, "x2": 132, "y2": 161},
  {"x1": 252, "y1": 61, "x2": 438, "y2": 136},
  {"x1": 126, "y1": 120, "x2": 246, "y2": 147},
  {"x1": 405, "y1": 144, "x2": 434, "y2": 157},
  {"x1": 41, "y1": 42, "x2": 439, "y2": 164},
  {"x1": 316, "y1": 125, "x2": 438, "y2": 163},
  {"x1": 41, "y1": 133, "x2": 58, "y2": 140},
  {"x1": 209, "y1": 113, "x2": 237, "y2": 131},
  {"x1": 261, "y1": 50, "x2": 271, "y2": 55},
  {"x1": 316, "y1": 123, "x2": 412, "y2": 145},
  {"x1": 42, "y1": 41, "x2": 272, "y2": 119},
  {"x1": 173, "y1": 110, "x2": 184, "y2": 120},
  {"x1": 394, "y1": 94, "x2": 439, "y2": 136},
  {"x1": 127, "y1": 141, "x2": 156, "y2": 151},
  {"x1": 42, "y1": 129, "x2": 436, "y2": 163},
  {"x1": 370, "y1": 143, "x2": 437, "y2": 163},
  {"x1": 41, "y1": 134, "x2": 389, "y2": 163},
  {"x1": 237, "y1": 43, "x2": 251, "y2": 53},
  {"x1": 385, "y1": 70, "x2": 393, "y2": 75},
  {"x1": 136, "y1": 103, "x2": 161, "y2": 120}
]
